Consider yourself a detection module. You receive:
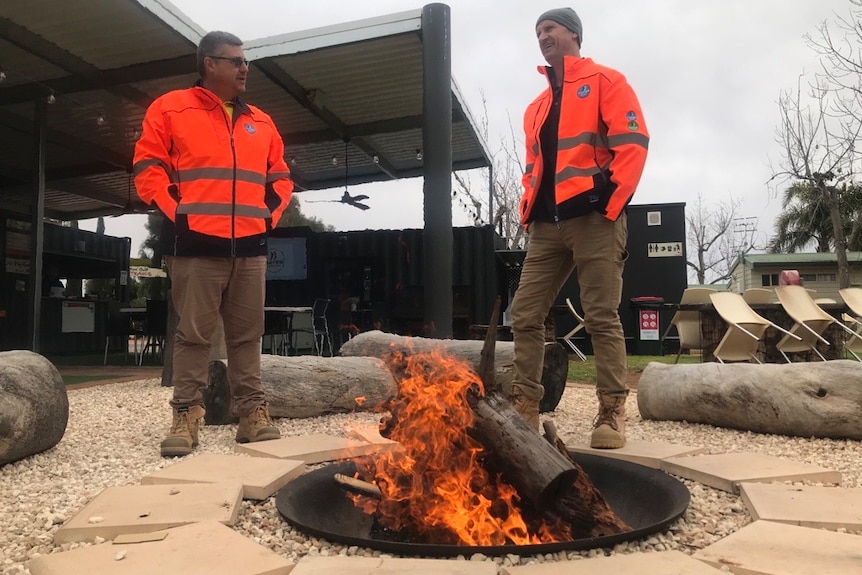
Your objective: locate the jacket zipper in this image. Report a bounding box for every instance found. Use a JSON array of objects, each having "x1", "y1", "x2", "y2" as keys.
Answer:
[
  {"x1": 221, "y1": 106, "x2": 238, "y2": 257},
  {"x1": 538, "y1": 70, "x2": 563, "y2": 229}
]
